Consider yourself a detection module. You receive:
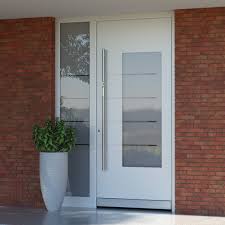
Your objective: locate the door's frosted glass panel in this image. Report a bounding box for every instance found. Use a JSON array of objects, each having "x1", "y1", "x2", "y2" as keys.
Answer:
[
  {"x1": 123, "y1": 146, "x2": 161, "y2": 167},
  {"x1": 123, "y1": 75, "x2": 161, "y2": 98},
  {"x1": 67, "y1": 145, "x2": 89, "y2": 196},
  {"x1": 61, "y1": 22, "x2": 90, "y2": 197},
  {"x1": 123, "y1": 98, "x2": 161, "y2": 122},
  {"x1": 122, "y1": 52, "x2": 162, "y2": 168},
  {"x1": 60, "y1": 23, "x2": 90, "y2": 76},
  {"x1": 61, "y1": 76, "x2": 89, "y2": 99},
  {"x1": 123, "y1": 122, "x2": 161, "y2": 146},
  {"x1": 123, "y1": 52, "x2": 161, "y2": 75},
  {"x1": 61, "y1": 98, "x2": 89, "y2": 122}
]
